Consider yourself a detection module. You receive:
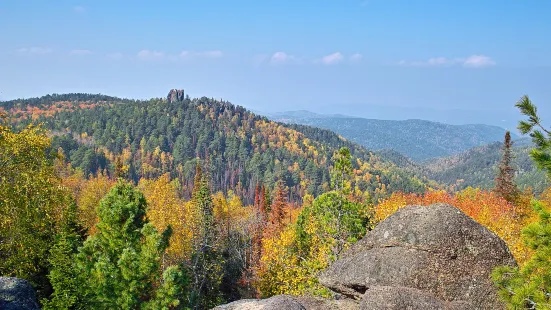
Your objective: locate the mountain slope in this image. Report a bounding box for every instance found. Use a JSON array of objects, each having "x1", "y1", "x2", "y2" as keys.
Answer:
[
  {"x1": 3, "y1": 92, "x2": 432, "y2": 204},
  {"x1": 269, "y1": 111, "x2": 515, "y2": 161},
  {"x1": 422, "y1": 142, "x2": 550, "y2": 194}
]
